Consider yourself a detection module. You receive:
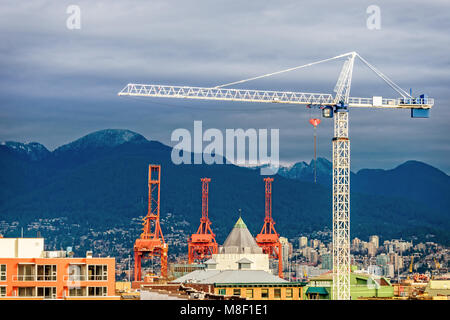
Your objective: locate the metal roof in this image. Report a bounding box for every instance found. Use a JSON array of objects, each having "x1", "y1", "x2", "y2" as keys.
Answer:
[
  {"x1": 172, "y1": 269, "x2": 222, "y2": 284},
  {"x1": 173, "y1": 269, "x2": 288, "y2": 285}
]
